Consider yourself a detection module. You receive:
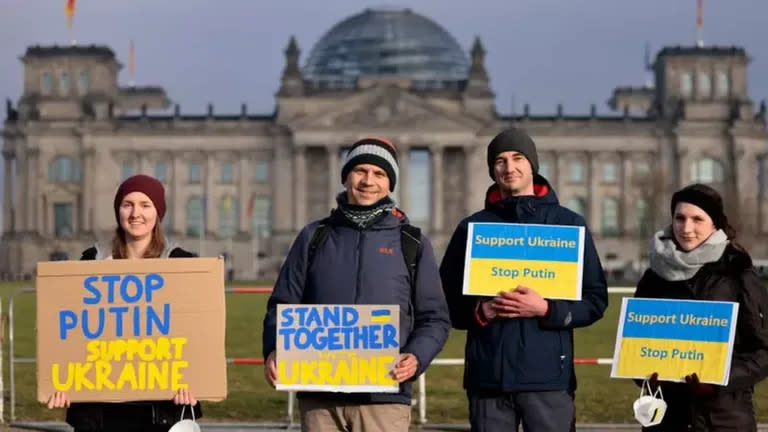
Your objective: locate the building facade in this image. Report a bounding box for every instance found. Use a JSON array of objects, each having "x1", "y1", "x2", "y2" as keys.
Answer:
[{"x1": 2, "y1": 9, "x2": 768, "y2": 280}]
